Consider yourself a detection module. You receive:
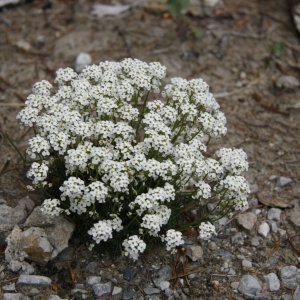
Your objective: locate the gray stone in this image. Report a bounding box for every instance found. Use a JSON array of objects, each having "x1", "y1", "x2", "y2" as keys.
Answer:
[
  {"x1": 3, "y1": 294, "x2": 28, "y2": 300},
  {"x1": 237, "y1": 212, "x2": 257, "y2": 230},
  {"x1": 86, "y1": 275, "x2": 101, "y2": 286},
  {"x1": 0, "y1": 0, "x2": 21, "y2": 9},
  {"x1": 17, "y1": 275, "x2": 52, "y2": 286},
  {"x1": 277, "y1": 176, "x2": 293, "y2": 187},
  {"x1": 71, "y1": 285, "x2": 88, "y2": 297},
  {"x1": 122, "y1": 290, "x2": 141, "y2": 300},
  {"x1": 3, "y1": 283, "x2": 16, "y2": 292},
  {"x1": 48, "y1": 296, "x2": 62, "y2": 300},
  {"x1": 228, "y1": 268, "x2": 236, "y2": 275},
  {"x1": 85, "y1": 261, "x2": 98, "y2": 273},
  {"x1": 231, "y1": 232, "x2": 244, "y2": 245},
  {"x1": 258, "y1": 222, "x2": 270, "y2": 237},
  {"x1": 242, "y1": 260, "x2": 252, "y2": 268},
  {"x1": 204, "y1": 0, "x2": 220, "y2": 7},
  {"x1": 231, "y1": 281, "x2": 239, "y2": 290},
  {"x1": 112, "y1": 286, "x2": 122, "y2": 295},
  {"x1": 251, "y1": 237, "x2": 260, "y2": 246},
  {"x1": 28, "y1": 288, "x2": 40, "y2": 296},
  {"x1": 93, "y1": 282, "x2": 112, "y2": 297},
  {"x1": 5, "y1": 206, "x2": 75, "y2": 268},
  {"x1": 269, "y1": 220, "x2": 278, "y2": 233},
  {"x1": 267, "y1": 208, "x2": 282, "y2": 221},
  {"x1": 276, "y1": 76, "x2": 300, "y2": 90},
  {"x1": 288, "y1": 201, "x2": 300, "y2": 227},
  {"x1": 158, "y1": 265, "x2": 172, "y2": 280},
  {"x1": 144, "y1": 287, "x2": 160, "y2": 295},
  {"x1": 0, "y1": 197, "x2": 34, "y2": 239},
  {"x1": 24, "y1": 206, "x2": 75, "y2": 259},
  {"x1": 280, "y1": 266, "x2": 299, "y2": 289},
  {"x1": 123, "y1": 267, "x2": 136, "y2": 281},
  {"x1": 159, "y1": 280, "x2": 170, "y2": 290},
  {"x1": 294, "y1": 285, "x2": 300, "y2": 300},
  {"x1": 186, "y1": 245, "x2": 203, "y2": 261},
  {"x1": 264, "y1": 273, "x2": 280, "y2": 291},
  {"x1": 238, "y1": 275, "x2": 261, "y2": 296},
  {"x1": 75, "y1": 52, "x2": 92, "y2": 73}
]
